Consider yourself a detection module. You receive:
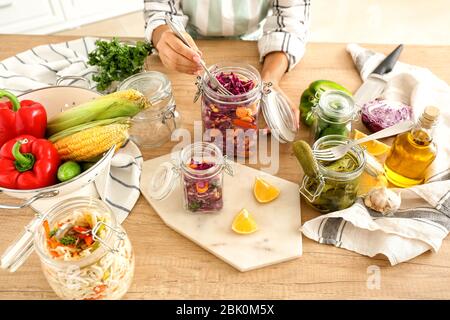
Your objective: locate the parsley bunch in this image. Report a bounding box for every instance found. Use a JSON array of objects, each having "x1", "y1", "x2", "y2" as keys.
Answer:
[{"x1": 88, "y1": 38, "x2": 152, "y2": 92}]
